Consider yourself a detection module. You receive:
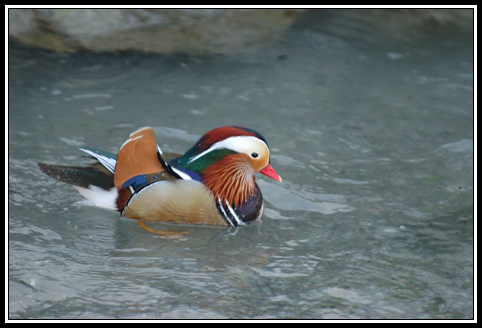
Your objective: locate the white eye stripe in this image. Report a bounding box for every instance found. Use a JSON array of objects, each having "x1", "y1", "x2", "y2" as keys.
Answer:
[{"x1": 188, "y1": 136, "x2": 268, "y2": 164}]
